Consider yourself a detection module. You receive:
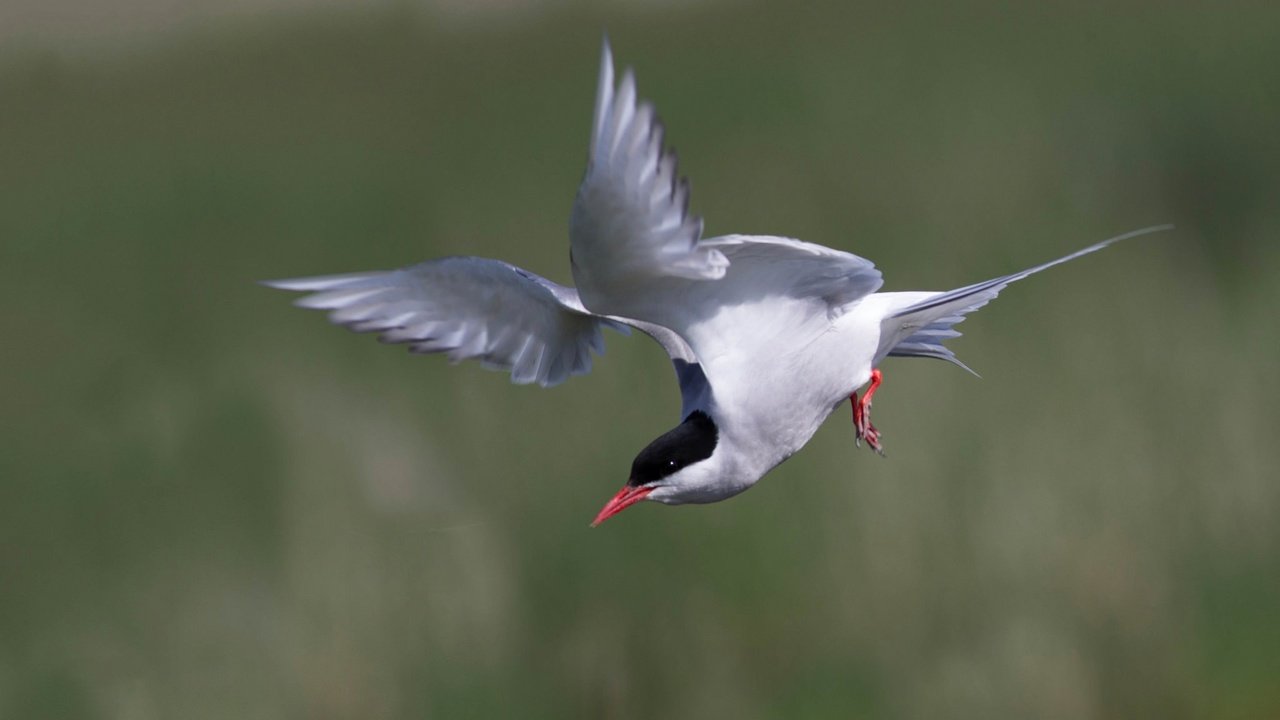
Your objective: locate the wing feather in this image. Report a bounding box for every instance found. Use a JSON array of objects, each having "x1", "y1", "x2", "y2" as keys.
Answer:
[
  {"x1": 570, "y1": 38, "x2": 727, "y2": 312},
  {"x1": 265, "y1": 257, "x2": 624, "y2": 388}
]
